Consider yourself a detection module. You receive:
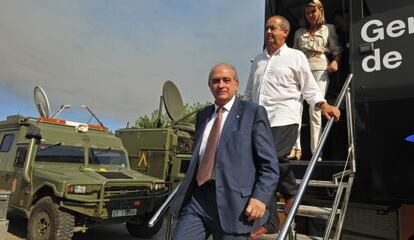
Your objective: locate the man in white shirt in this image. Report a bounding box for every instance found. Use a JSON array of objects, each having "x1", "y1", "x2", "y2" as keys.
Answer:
[{"x1": 245, "y1": 15, "x2": 340, "y2": 238}]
